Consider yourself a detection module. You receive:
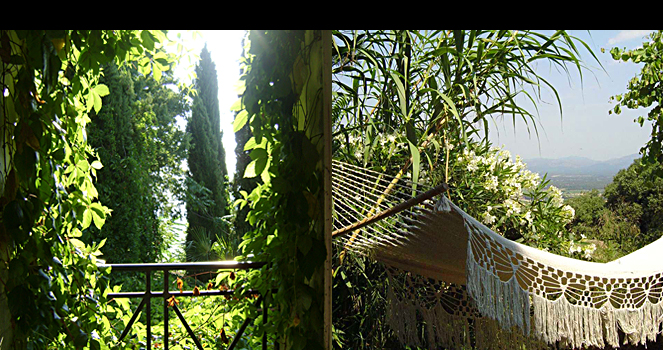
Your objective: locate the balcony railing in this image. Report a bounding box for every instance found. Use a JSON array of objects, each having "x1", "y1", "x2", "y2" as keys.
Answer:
[{"x1": 98, "y1": 261, "x2": 269, "y2": 350}]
